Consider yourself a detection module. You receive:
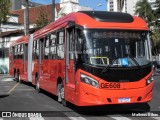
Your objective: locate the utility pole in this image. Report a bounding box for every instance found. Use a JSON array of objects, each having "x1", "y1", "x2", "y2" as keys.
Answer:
[
  {"x1": 52, "y1": 0, "x2": 55, "y2": 21},
  {"x1": 24, "y1": 0, "x2": 29, "y2": 35}
]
